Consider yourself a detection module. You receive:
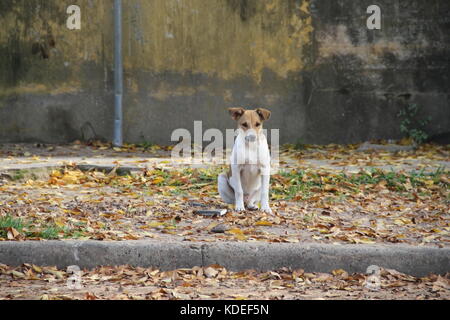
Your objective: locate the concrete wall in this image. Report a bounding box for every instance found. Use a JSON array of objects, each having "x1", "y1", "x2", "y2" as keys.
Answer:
[{"x1": 0, "y1": 0, "x2": 449, "y2": 145}]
